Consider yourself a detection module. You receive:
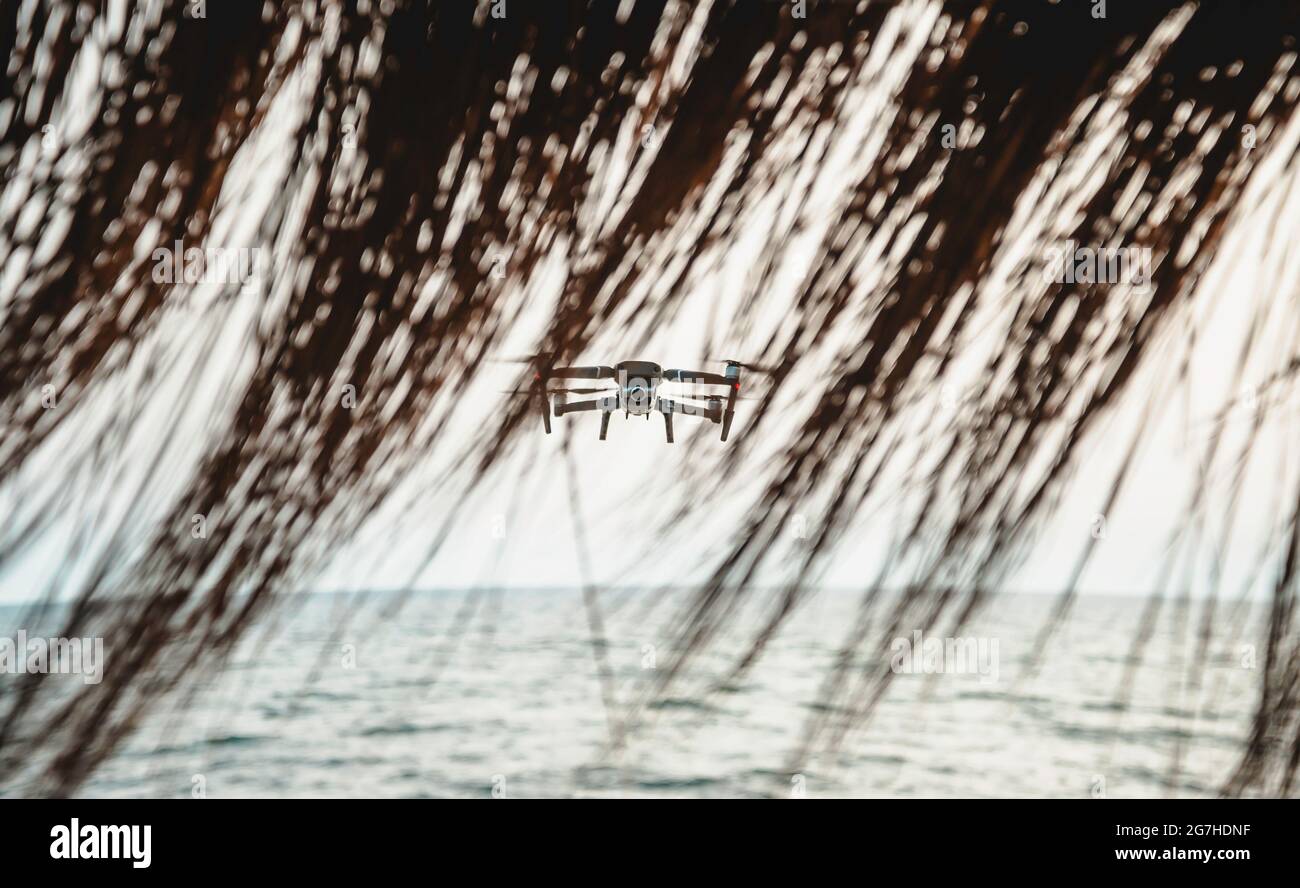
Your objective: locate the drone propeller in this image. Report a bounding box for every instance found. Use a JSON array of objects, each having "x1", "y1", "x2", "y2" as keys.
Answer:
[
  {"x1": 501, "y1": 386, "x2": 614, "y2": 396},
  {"x1": 705, "y1": 357, "x2": 782, "y2": 374},
  {"x1": 674, "y1": 392, "x2": 764, "y2": 402},
  {"x1": 492, "y1": 351, "x2": 557, "y2": 365},
  {"x1": 698, "y1": 359, "x2": 778, "y2": 441},
  {"x1": 494, "y1": 352, "x2": 562, "y2": 434}
]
